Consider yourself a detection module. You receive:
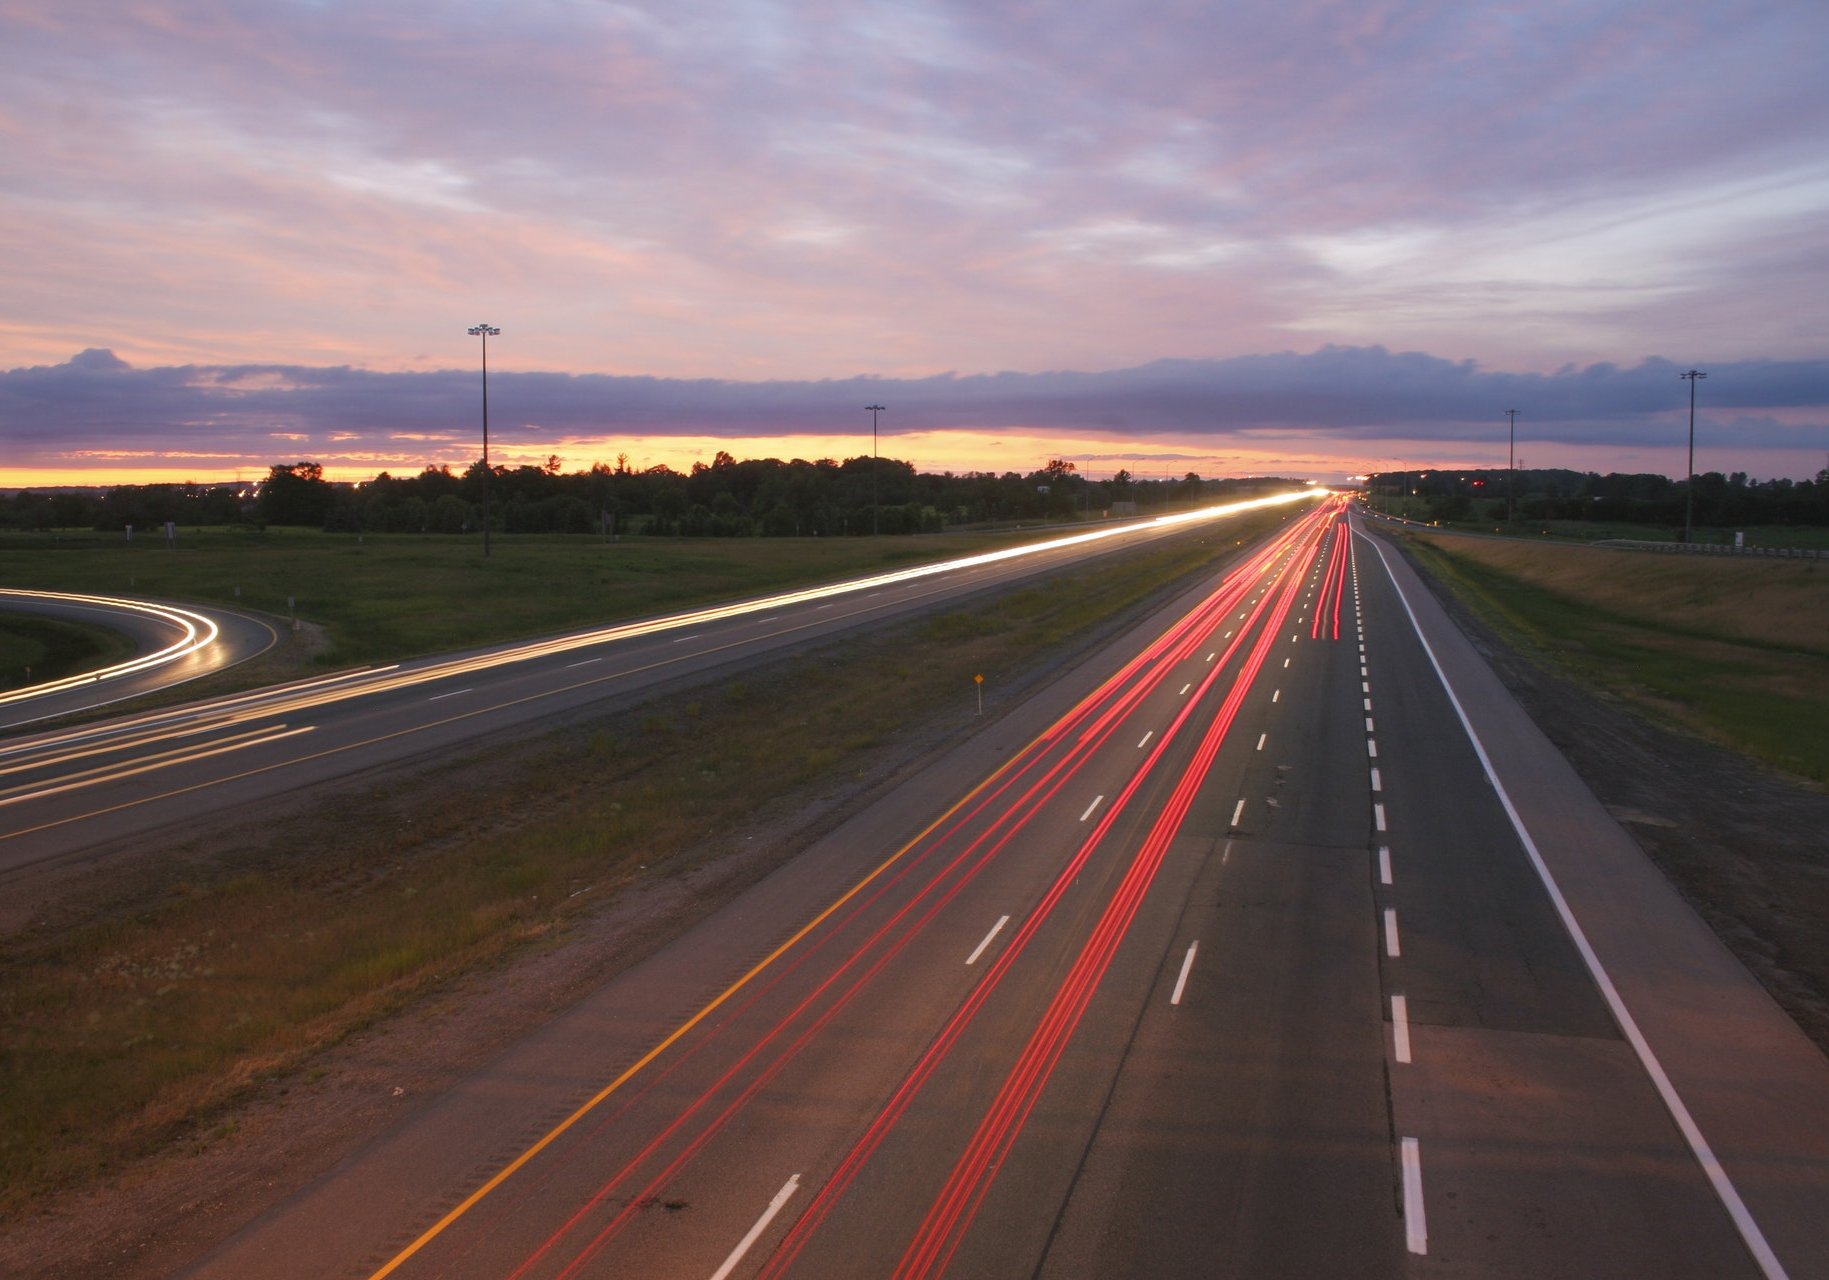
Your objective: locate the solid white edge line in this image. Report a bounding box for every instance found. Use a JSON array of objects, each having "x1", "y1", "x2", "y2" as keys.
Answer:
[
  {"x1": 1384, "y1": 908, "x2": 1401, "y2": 957},
  {"x1": 1401, "y1": 1138, "x2": 1427, "y2": 1254},
  {"x1": 1230, "y1": 798, "x2": 1246, "y2": 828},
  {"x1": 1170, "y1": 940, "x2": 1199, "y2": 1005},
  {"x1": 708, "y1": 1174, "x2": 801, "y2": 1280},
  {"x1": 966, "y1": 915, "x2": 1011, "y2": 965},
  {"x1": 1392, "y1": 993, "x2": 1412, "y2": 1063},
  {"x1": 1361, "y1": 525, "x2": 1791, "y2": 1280},
  {"x1": 1079, "y1": 794, "x2": 1104, "y2": 823}
]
